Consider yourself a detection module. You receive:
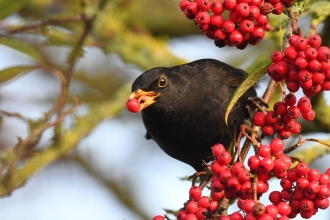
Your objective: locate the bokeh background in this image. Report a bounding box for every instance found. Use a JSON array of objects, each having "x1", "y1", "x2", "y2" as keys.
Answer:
[{"x1": 0, "y1": 0, "x2": 330, "y2": 219}]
